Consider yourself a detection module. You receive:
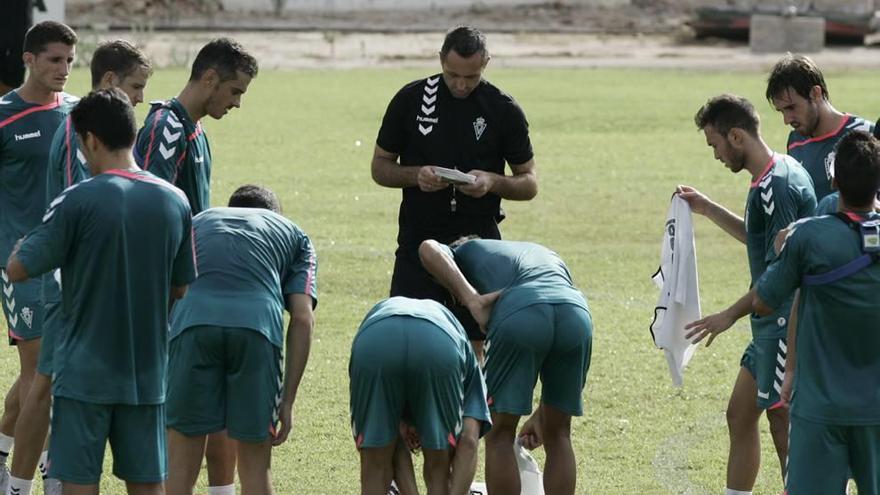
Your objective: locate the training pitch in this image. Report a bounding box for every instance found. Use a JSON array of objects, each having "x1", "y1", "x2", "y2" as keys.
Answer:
[{"x1": 3, "y1": 66, "x2": 879, "y2": 493}]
